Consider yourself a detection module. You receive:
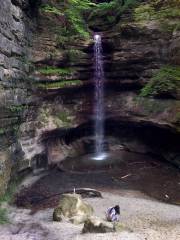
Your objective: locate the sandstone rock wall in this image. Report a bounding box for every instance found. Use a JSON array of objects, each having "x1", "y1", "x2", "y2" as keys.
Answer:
[
  {"x1": 0, "y1": 0, "x2": 180, "y2": 195},
  {"x1": 0, "y1": 0, "x2": 34, "y2": 193}
]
